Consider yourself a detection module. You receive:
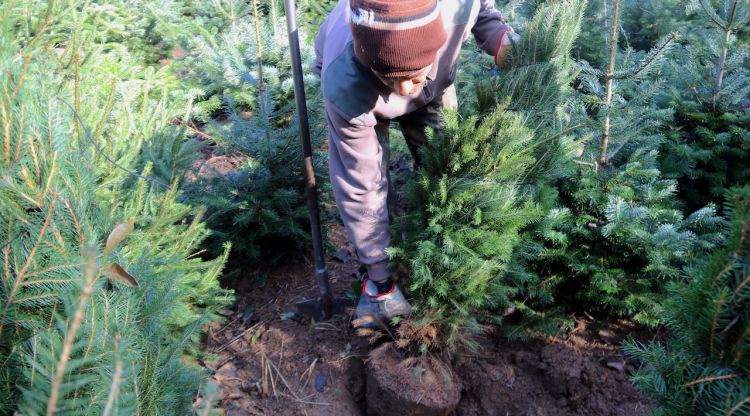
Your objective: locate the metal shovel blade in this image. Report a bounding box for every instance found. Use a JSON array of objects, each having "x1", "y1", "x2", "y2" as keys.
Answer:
[{"x1": 296, "y1": 296, "x2": 354, "y2": 321}]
